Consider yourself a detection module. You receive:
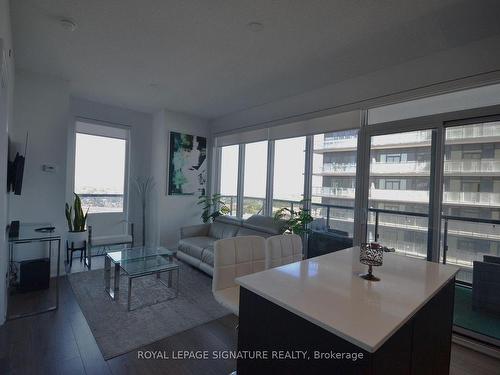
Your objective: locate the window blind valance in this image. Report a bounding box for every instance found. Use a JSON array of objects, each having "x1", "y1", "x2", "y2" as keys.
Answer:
[
  {"x1": 76, "y1": 119, "x2": 129, "y2": 140},
  {"x1": 215, "y1": 110, "x2": 361, "y2": 147}
]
